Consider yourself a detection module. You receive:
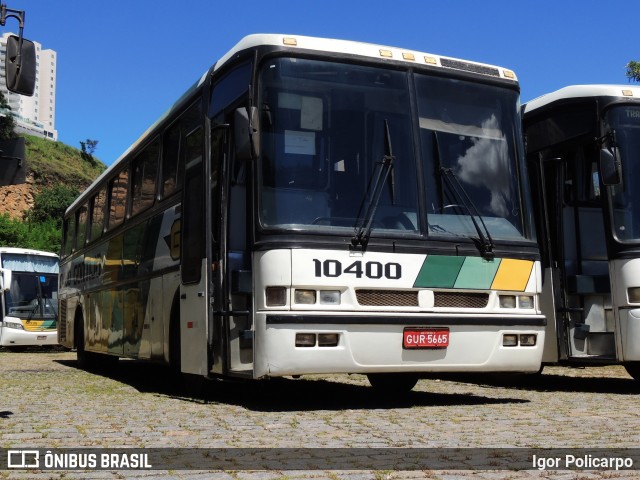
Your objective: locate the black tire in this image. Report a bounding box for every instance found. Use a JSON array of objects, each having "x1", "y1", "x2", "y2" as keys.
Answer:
[
  {"x1": 366, "y1": 373, "x2": 419, "y2": 392},
  {"x1": 6, "y1": 346, "x2": 27, "y2": 352},
  {"x1": 74, "y1": 310, "x2": 101, "y2": 370},
  {"x1": 624, "y1": 362, "x2": 640, "y2": 382}
]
